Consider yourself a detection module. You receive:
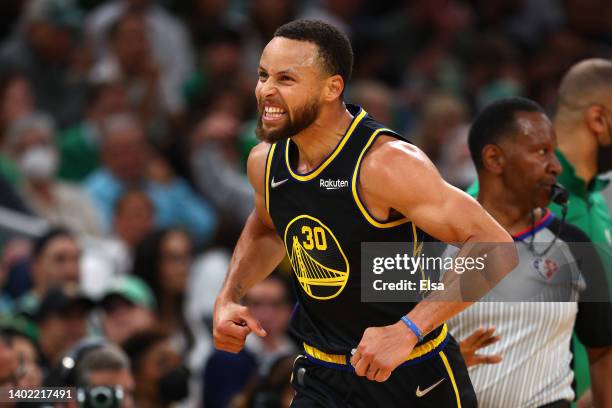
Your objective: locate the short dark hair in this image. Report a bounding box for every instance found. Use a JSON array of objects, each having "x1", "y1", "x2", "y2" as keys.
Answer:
[
  {"x1": 274, "y1": 19, "x2": 353, "y2": 92},
  {"x1": 122, "y1": 329, "x2": 168, "y2": 374},
  {"x1": 75, "y1": 344, "x2": 130, "y2": 387},
  {"x1": 33, "y1": 227, "x2": 73, "y2": 260},
  {"x1": 468, "y1": 97, "x2": 545, "y2": 171}
]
